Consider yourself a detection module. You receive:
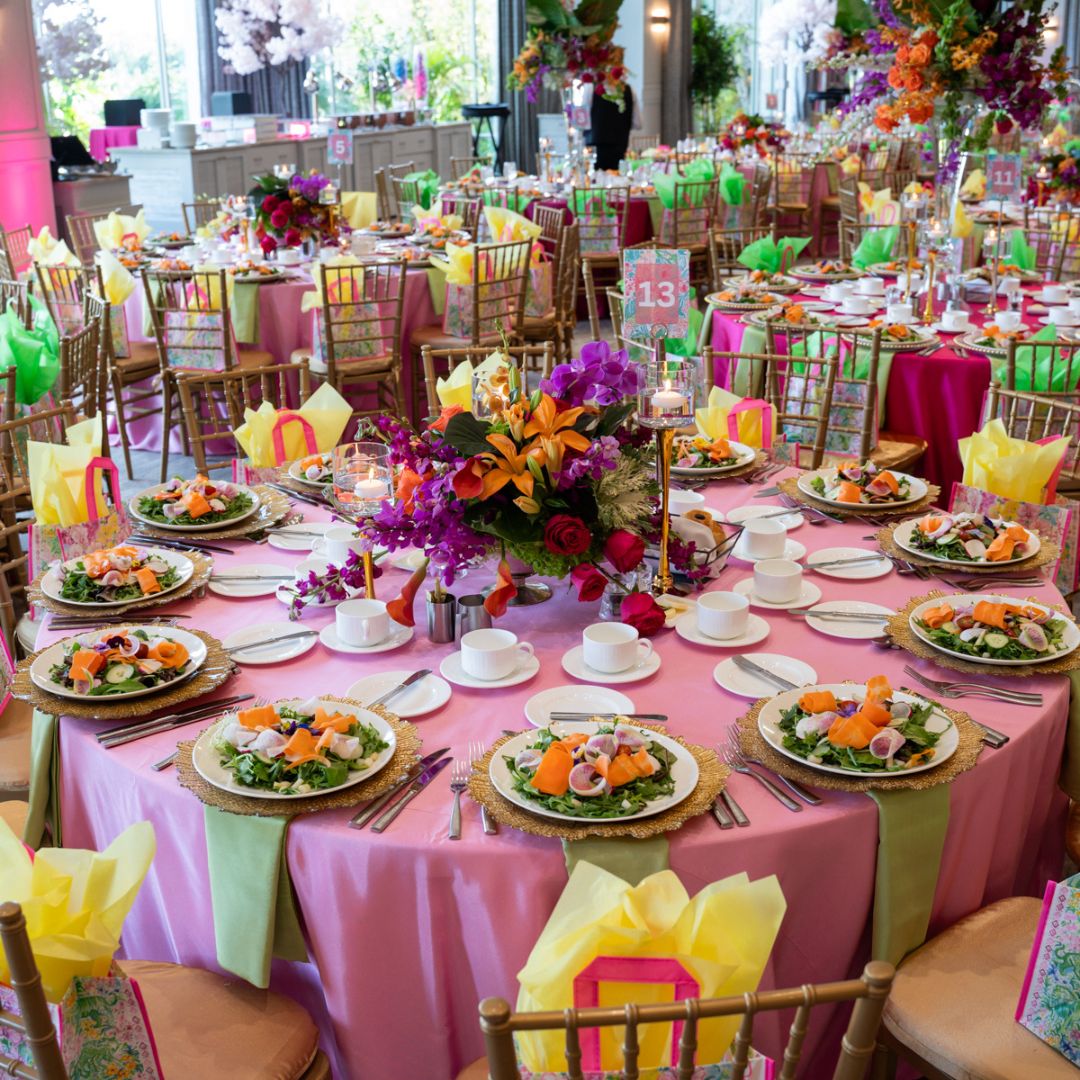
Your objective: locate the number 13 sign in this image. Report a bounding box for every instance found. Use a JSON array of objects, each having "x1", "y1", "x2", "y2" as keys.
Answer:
[{"x1": 623, "y1": 248, "x2": 690, "y2": 340}]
